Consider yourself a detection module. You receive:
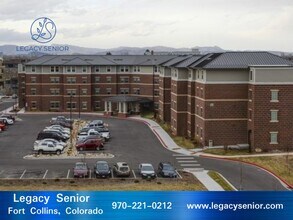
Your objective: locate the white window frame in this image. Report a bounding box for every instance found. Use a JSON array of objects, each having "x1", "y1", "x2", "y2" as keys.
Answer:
[
  {"x1": 270, "y1": 110, "x2": 279, "y2": 122},
  {"x1": 270, "y1": 132, "x2": 278, "y2": 144},
  {"x1": 270, "y1": 90, "x2": 279, "y2": 102}
]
